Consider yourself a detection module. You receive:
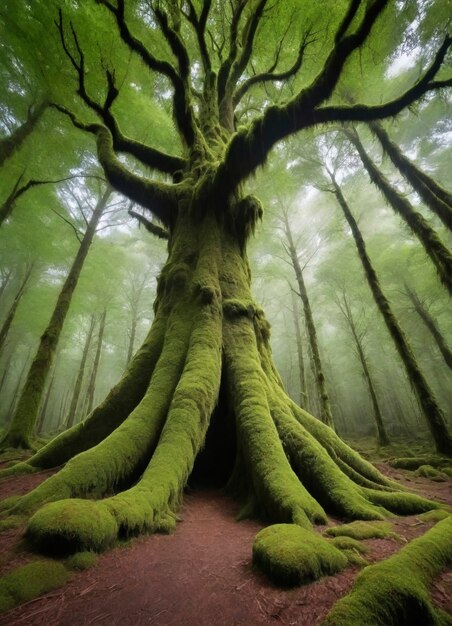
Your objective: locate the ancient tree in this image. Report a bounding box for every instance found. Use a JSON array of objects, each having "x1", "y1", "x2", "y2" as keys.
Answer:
[{"x1": 1, "y1": 0, "x2": 451, "y2": 554}]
